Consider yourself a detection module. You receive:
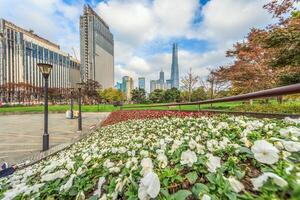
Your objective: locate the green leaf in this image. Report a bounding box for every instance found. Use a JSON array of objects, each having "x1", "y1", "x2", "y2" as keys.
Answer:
[
  {"x1": 171, "y1": 189, "x2": 192, "y2": 200},
  {"x1": 186, "y1": 171, "x2": 198, "y2": 184},
  {"x1": 88, "y1": 195, "x2": 98, "y2": 200},
  {"x1": 192, "y1": 183, "x2": 209, "y2": 197},
  {"x1": 161, "y1": 188, "x2": 170, "y2": 198}
]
